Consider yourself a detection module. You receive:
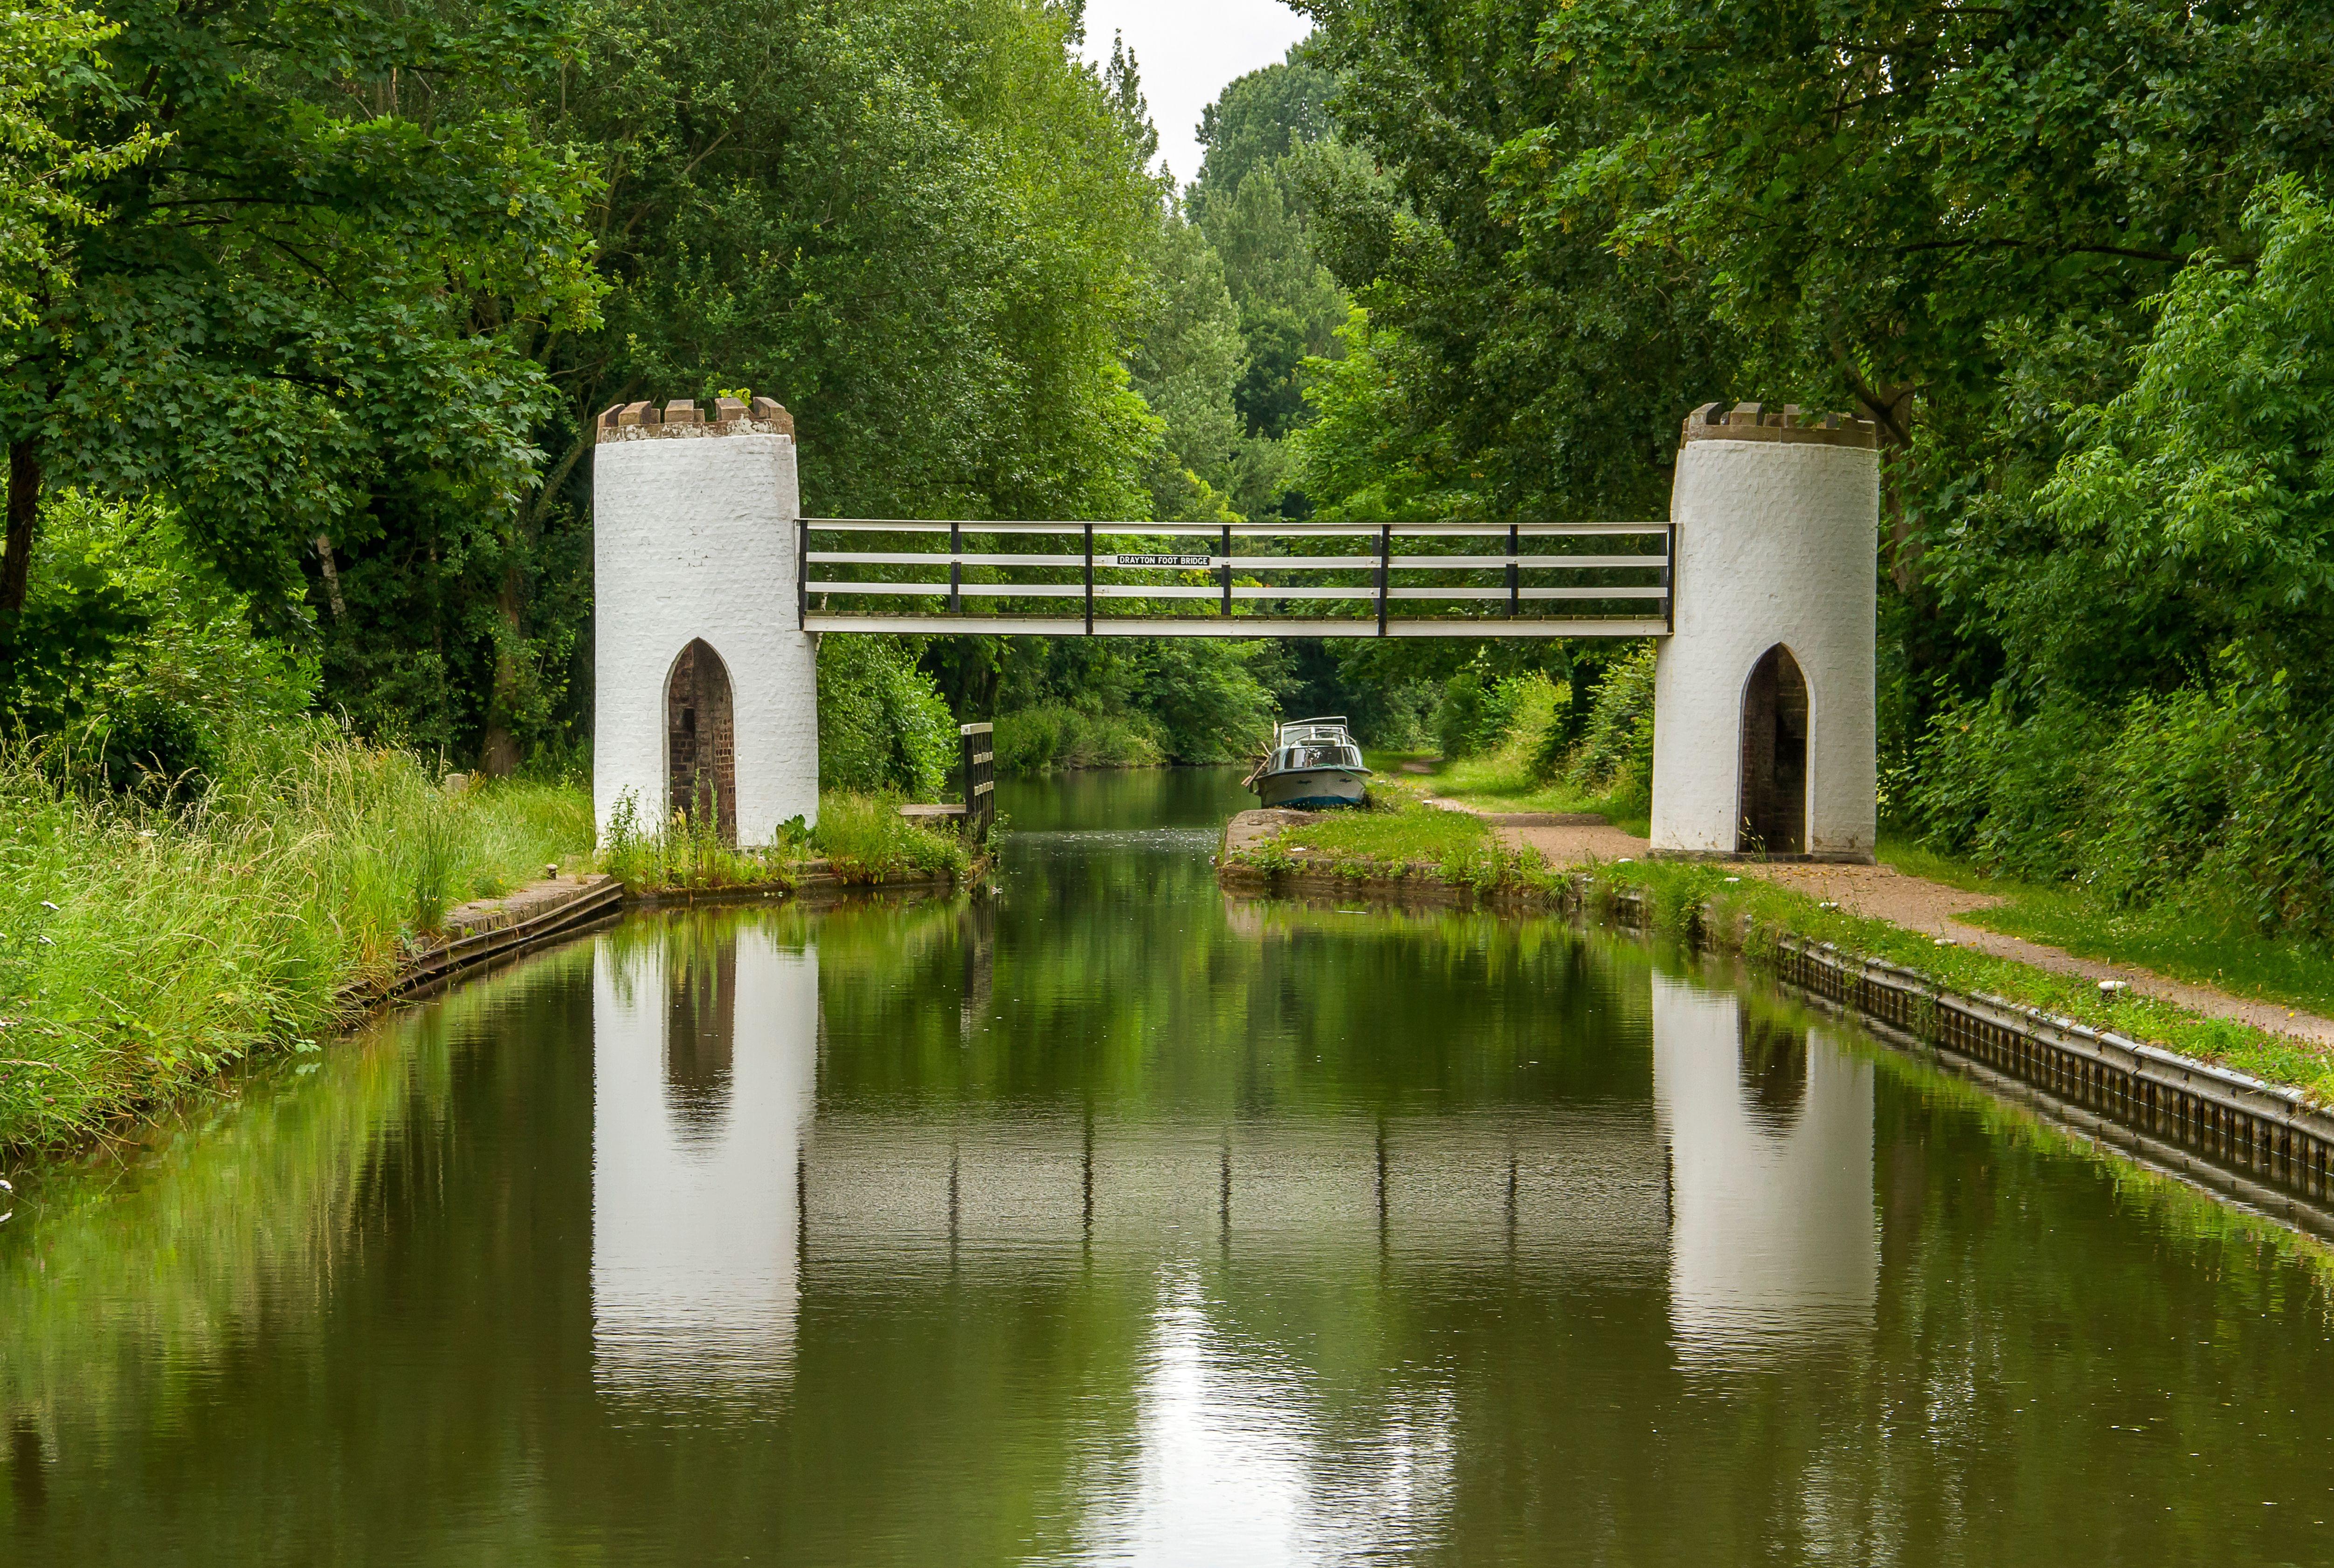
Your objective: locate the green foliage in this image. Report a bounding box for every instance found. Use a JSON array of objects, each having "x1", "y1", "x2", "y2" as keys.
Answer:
[
  {"x1": 989, "y1": 635, "x2": 1281, "y2": 771},
  {"x1": 1562, "y1": 642, "x2": 1656, "y2": 802},
  {"x1": 1, "y1": 493, "x2": 316, "y2": 790},
  {"x1": 1910, "y1": 182, "x2": 2334, "y2": 935},
  {"x1": 0, "y1": 736, "x2": 590, "y2": 1149},
  {"x1": 0, "y1": 0, "x2": 162, "y2": 325},
  {"x1": 993, "y1": 702, "x2": 1163, "y2": 776},
  {"x1": 809, "y1": 792, "x2": 971, "y2": 883},
  {"x1": 1431, "y1": 667, "x2": 1554, "y2": 760},
  {"x1": 818, "y1": 635, "x2": 958, "y2": 798}
]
